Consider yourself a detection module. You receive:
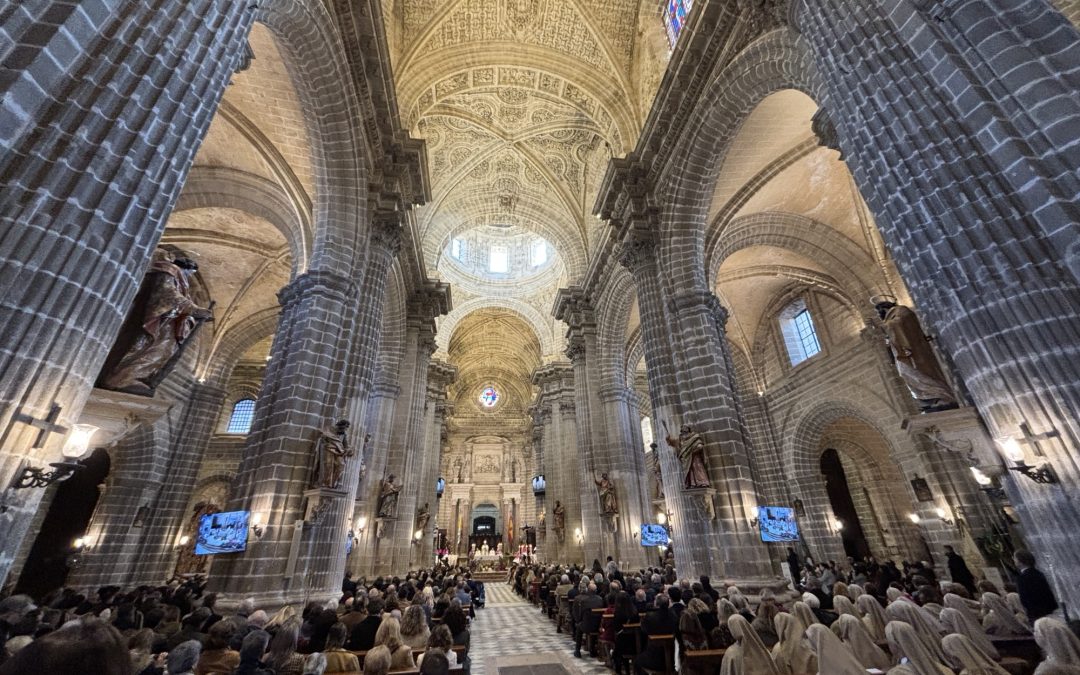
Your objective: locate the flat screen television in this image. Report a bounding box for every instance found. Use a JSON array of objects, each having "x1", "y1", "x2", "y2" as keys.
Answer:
[
  {"x1": 757, "y1": 506, "x2": 800, "y2": 543},
  {"x1": 195, "y1": 510, "x2": 250, "y2": 555},
  {"x1": 640, "y1": 523, "x2": 670, "y2": 547}
]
